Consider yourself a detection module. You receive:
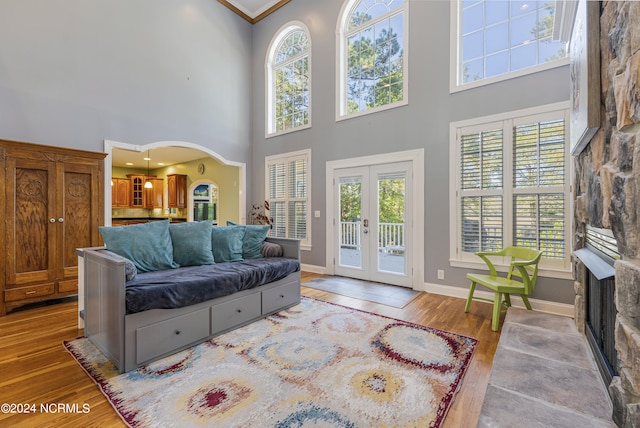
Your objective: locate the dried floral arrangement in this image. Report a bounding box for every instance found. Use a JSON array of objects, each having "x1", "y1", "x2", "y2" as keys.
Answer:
[{"x1": 248, "y1": 200, "x2": 271, "y2": 226}]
